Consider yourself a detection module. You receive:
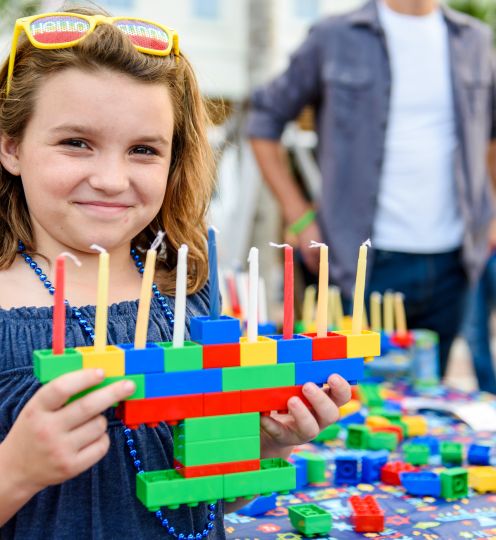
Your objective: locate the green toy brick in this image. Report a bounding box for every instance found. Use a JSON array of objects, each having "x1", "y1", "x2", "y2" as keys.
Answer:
[
  {"x1": 222, "y1": 363, "x2": 295, "y2": 391},
  {"x1": 295, "y1": 451, "x2": 327, "y2": 483},
  {"x1": 288, "y1": 503, "x2": 332, "y2": 536},
  {"x1": 368, "y1": 408, "x2": 401, "y2": 422},
  {"x1": 390, "y1": 420, "x2": 408, "y2": 438},
  {"x1": 136, "y1": 469, "x2": 223, "y2": 511},
  {"x1": 346, "y1": 424, "x2": 370, "y2": 449},
  {"x1": 313, "y1": 424, "x2": 341, "y2": 442},
  {"x1": 158, "y1": 341, "x2": 202, "y2": 372},
  {"x1": 440, "y1": 468, "x2": 468, "y2": 499},
  {"x1": 358, "y1": 384, "x2": 383, "y2": 407},
  {"x1": 176, "y1": 413, "x2": 259, "y2": 443},
  {"x1": 223, "y1": 458, "x2": 296, "y2": 500},
  {"x1": 33, "y1": 348, "x2": 83, "y2": 383},
  {"x1": 71, "y1": 374, "x2": 145, "y2": 404},
  {"x1": 403, "y1": 443, "x2": 430, "y2": 465},
  {"x1": 174, "y1": 435, "x2": 260, "y2": 466},
  {"x1": 441, "y1": 442, "x2": 463, "y2": 466},
  {"x1": 367, "y1": 431, "x2": 397, "y2": 451}
]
